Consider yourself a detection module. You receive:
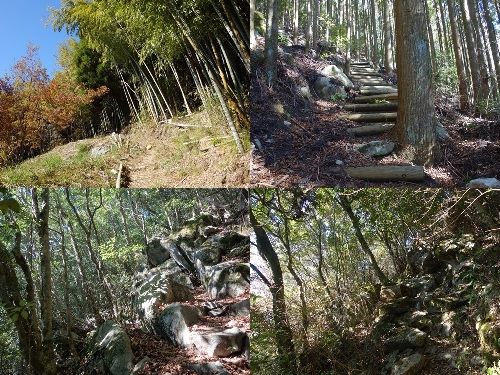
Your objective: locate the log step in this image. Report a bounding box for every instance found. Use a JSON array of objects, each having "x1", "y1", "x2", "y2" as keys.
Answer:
[
  {"x1": 350, "y1": 72, "x2": 381, "y2": 76},
  {"x1": 346, "y1": 166, "x2": 425, "y2": 182},
  {"x1": 339, "y1": 112, "x2": 397, "y2": 122},
  {"x1": 344, "y1": 102, "x2": 398, "y2": 112},
  {"x1": 347, "y1": 123, "x2": 395, "y2": 136},
  {"x1": 360, "y1": 85, "x2": 398, "y2": 91},
  {"x1": 358, "y1": 82, "x2": 394, "y2": 86},
  {"x1": 360, "y1": 87, "x2": 398, "y2": 95},
  {"x1": 351, "y1": 62, "x2": 371, "y2": 66},
  {"x1": 354, "y1": 93, "x2": 398, "y2": 103}
]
